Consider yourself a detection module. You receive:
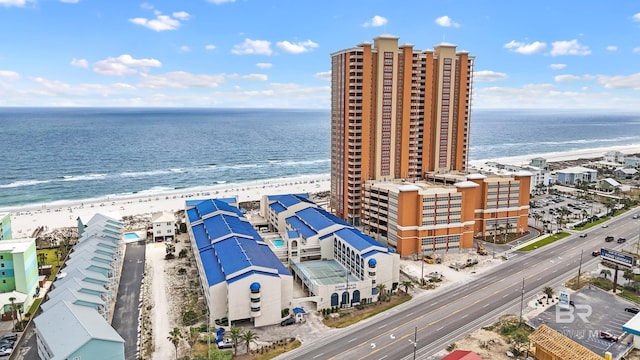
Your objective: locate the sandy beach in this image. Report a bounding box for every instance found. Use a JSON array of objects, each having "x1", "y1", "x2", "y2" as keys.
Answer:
[
  {"x1": 7, "y1": 174, "x2": 330, "y2": 236},
  {"x1": 469, "y1": 143, "x2": 640, "y2": 168}
]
